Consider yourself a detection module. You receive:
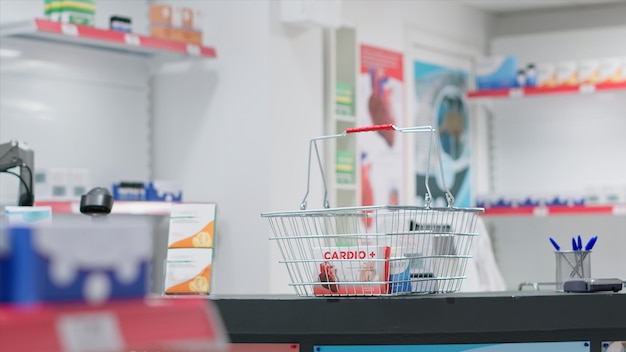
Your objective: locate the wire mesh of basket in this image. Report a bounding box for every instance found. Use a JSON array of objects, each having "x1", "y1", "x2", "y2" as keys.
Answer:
[{"x1": 262, "y1": 125, "x2": 484, "y2": 297}]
